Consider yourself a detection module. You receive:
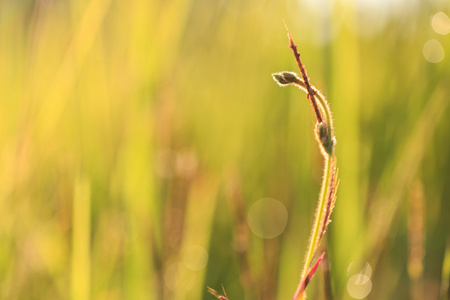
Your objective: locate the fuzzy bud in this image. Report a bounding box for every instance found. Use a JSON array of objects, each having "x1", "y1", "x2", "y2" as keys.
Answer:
[
  {"x1": 272, "y1": 71, "x2": 304, "y2": 86},
  {"x1": 315, "y1": 122, "x2": 335, "y2": 156}
]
